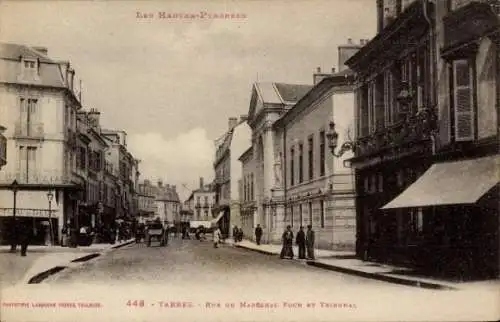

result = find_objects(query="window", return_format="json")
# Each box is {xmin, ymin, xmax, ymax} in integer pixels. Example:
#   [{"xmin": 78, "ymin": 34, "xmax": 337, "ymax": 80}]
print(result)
[
  {"xmin": 308, "ymin": 202, "xmax": 313, "ymax": 225},
  {"xmin": 308, "ymin": 136, "xmax": 314, "ymax": 180},
  {"xmin": 290, "ymin": 147, "xmax": 295, "ymax": 186},
  {"xmin": 384, "ymin": 70, "xmax": 395, "ymax": 125},
  {"xmin": 290, "ymin": 206, "xmax": 294, "ymax": 227},
  {"xmin": 320, "ymin": 200, "xmax": 325, "ymax": 228},
  {"xmin": 319, "ymin": 131, "xmax": 325, "ymax": 176},
  {"xmin": 299, "ymin": 204, "xmax": 303, "ymax": 227},
  {"xmin": 368, "ymin": 81, "xmax": 376, "ymax": 133},
  {"xmin": 375, "ymin": 74, "xmax": 385, "ymax": 130},
  {"xmin": 243, "ymin": 176, "xmax": 247, "ymax": 201},
  {"xmin": 196, "ymin": 209, "xmax": 200, "ymax": 218},
  {"xmin": 409, "ymin": 208, "xmax": 424, "ymax": 236},
  {"xmin": 359, "ymin": 85, "xmax": 369, "ymax": 137},
  {"xmin": 17, "ymin": 146, "xmax": 37, "ymax": 182},
  {"xmin": 250, "ymin": 173, "xmax": 254, "ymax": 200},
  {"xmin": 298, "ymin": 143, "xmax": 304, "ymax": 183},
  {"xmin": 19, "ymin": 98, "xmax": 38, "ymax": 136},
  {"xmin": 378, "ymin": 173, "xmax": 384, "ymax": 192},
  {"xmin": 23, "ymin": 59, "xmax": 37, "ymax": 78},
  {"xmin": 452, "ymin": 59, "xmax": 475, "ymax": 141},
  {"xmin": 196, "ymin": 196, "xmax": 200, "ymax": 205}
]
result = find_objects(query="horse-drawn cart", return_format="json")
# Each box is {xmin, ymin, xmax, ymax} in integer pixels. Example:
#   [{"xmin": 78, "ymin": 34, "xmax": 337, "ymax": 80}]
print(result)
[{"xmin": 145, "ymin": 222, "xmax": 167, "ymax": 247}]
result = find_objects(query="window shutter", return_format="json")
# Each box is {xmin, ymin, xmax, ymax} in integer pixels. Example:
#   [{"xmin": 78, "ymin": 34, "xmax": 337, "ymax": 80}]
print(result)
[{"xmin": 453, "ymin": 60, "xmax": 474, "ymax": 141}]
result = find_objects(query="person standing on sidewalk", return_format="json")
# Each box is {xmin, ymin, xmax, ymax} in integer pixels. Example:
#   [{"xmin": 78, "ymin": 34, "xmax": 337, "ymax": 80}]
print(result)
[
  {"xmin": 255, "ymin": 224, "xmax": 263, "ymax": 245},
  {"xmin": 296, "ymin": 226, "xmax": 306, "ymax": 259},
  {"xmin": 19, "ymin": 221, "xmax": 32, "ymax": 257},
  {"xmin": 306, "ymin": 225, "xmax": 315, "ymax": 260},
  {"xmin": 280, "ymin": 225, "xmax": 294, "ymax": 259}
]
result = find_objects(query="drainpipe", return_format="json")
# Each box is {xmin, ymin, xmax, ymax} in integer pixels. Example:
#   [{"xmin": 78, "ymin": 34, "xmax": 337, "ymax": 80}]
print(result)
[{"xmin": 423, "ymin": 0, "xmax": 438, "ymax": 156}]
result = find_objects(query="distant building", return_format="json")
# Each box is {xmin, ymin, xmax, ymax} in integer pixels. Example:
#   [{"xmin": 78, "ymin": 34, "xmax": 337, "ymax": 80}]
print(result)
[
  {"xmin": 185, "ymin": 177, "xmax": 216, "ymax": 221},
  {"xmin": 213, "ymin": 116, "xmax": 251, "ymax": 238},
  {"xmin": 137, "ymin": 179, "xmax": 157, "ymax": 223},
  {"xmin": 153, "ymin": 180, "xmax": 180, "ymax": 228}
]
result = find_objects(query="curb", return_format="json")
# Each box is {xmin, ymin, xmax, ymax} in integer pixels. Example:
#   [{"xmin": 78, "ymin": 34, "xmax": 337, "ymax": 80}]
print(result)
[
  {"xmin": 234, "ymin": 244, "xmax": 275, "ymax": 256},
  {"xmin": 26, "ymin": 240, "xmax": 135, "ymax": 284},
  {"xmin": 234, "ymin": 243, "xmax": 455, "ymax": 291},
  {"xmin": 111, "ymin": 239, "xmax": 135, "ymax": 249},
  {"xmin": 307, "ymin": 261, "xmax": 456, "ymax": 290}
]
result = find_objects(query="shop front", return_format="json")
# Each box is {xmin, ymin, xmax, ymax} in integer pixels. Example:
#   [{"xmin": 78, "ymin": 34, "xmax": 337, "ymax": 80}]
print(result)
[{"xmin": 381, "ymin": 155, "xmax": 499, "ymax": 279}]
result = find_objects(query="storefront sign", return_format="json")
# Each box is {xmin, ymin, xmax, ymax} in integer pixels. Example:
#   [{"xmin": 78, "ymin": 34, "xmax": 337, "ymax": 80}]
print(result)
[{"xmin": 0, "ymin": 208, "xmax": 55, "ymax": 218}]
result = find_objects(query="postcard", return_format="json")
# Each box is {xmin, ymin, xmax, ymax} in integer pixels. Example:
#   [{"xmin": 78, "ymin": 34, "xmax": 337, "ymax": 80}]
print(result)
[{"xmin": 0, "ymin": 0, "xmax": 499, "ymax": 321}]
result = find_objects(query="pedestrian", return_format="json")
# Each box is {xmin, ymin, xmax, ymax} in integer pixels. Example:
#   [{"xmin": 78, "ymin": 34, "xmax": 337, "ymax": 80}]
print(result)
[
  {"xmin": 238, "ymin": 227, "xmax": 244, "ymax": 242},
  {"xmin": 233, "ymin": 226, "xmax": 238, "ymax": 243},
  {"xmin": 255, "ymin": 224, "xmax": 263, "ymax": 245},
  {"xmin": 296, "ymin": 226, "xmax": 306, "ymax": 259},
  {"xmin": 280, "ymin": 225, "xmax": 294, "ymax": 259},
  {"xmin": 19, "ymin": 221, "xmax": 32, "ymax": 257},
  {"xmin": 306, "ymin": 225, "xmax": 315, "ymax": 260},
  {"xmin": 213, "ymin": 226, "xmax": 222, "ymax": 248}
]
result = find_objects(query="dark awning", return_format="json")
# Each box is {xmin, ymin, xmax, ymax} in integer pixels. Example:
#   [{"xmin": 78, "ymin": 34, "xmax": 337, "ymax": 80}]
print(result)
[{"xmin": 382, "ymin": 155, "xmax": 499, "ymax": 209}]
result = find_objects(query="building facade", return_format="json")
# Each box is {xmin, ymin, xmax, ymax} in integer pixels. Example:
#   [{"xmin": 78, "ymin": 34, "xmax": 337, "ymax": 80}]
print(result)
[
  {"xmin": 272, "ymin": 64, "xmax": 358, "ymax": 250},
  {"xmin": 213, "ymin": 116, "xmax": 251, "ymax": 237},
  {"xmin": 0, "ymin": 43, "xmax": 83, "ymax": 245},
  {"xmin": 186, "ymin": 177, "xmax": 216, "ymax": 221},
  {"xmin": 239, "ymin": 146, "xmax": 256, "ymax": 240},
  {"xmin": 137, "ymin": 179, "xmax": 157, "ymax": 223},
  {"xmin": 345, "ymin": 0, "xmax": 499, "ymax": 279},
  {"xmin": 153, "ymin": 180, "xmax": 180, "ymax": 228},
  {"xmin": 243, "ymin": 82, "xmax": 313, "ymax": 244}
]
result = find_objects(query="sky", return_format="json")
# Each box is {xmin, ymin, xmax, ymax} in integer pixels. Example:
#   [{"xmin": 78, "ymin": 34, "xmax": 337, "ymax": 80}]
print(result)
[{"xmin": 0, "ymin": 0, "xmax": 376, "ymax": 201}]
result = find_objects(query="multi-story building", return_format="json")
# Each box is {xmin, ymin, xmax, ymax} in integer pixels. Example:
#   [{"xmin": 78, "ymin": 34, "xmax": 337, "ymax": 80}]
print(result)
[
  {"xmin": 239, "ymin": 147, "xmax": 256, "ymax": 239},
  {"xmin": 137, "ymin": 179, "xmax": 156, "ymax": 223},
  {"xmin": 0, "ymin": 43, "xmax": 83, "ymax": 245},
  {"xmin": 153, "ymin": 180, "xmax": 180, "ymax": 228},
  {"xmin": 243, "ymin": 82, "xmax": 313, "ymax": 244},
  {"xmin": 101, "ymin": 129, "xmax": 136, "ymax": 221},
  {"xmin": 345, "ymin": 0, "xmax": 499, "ymax": 279},
  {"xmin": 74, "ymin": 109, "xmax": 108, "ymax": 231},
  {"xmin": 213, "ymin": 116, "xmax": 251, "ymax": 237},
  {"xmin": 0, "ymin": 125, "xmax": 6, "ymax": 170},
  {"xmin": 185, "ymin": 177, "xmax": 216, "ymax": 221},
  {"xmin": 271, "ymin": 58, "xmax": 359, "ymax": 249}
]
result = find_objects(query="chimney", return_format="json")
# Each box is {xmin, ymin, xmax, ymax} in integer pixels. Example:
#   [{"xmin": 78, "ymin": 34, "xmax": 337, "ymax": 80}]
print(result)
[
  {"xmin": 239, "ymin": 114, "xmax": 248, "ymax": 123},
  {"xmin": 199, "ymin": 177, "xmax": 204, "ymax": 189},
  {"xmin": 87, "ymin": 108, "xmax": 101, "ymax": 129},
  {"xmin": 338, "ymin": 39, "xmax": 363, "ymax": 72},
  {"xmin": 313, "ymin": 66, "xmax": 335, "ymax": 85},
  {"xmin": 228, "ymin": 117, "xmax": 238, "ymax": 130},
  {"xmin": 331, "ymin": 67, "xmax": 336, "ymax": 74},
  {"xmin": 68, "ymin": 68, "xmax": 75, "ymax": 91},
  {"xmin": 316, "ymin": 66, "xmax": 321, "ymax": 73},
  {"xmin": 158, "ymin": 179, "xmax": 163, "ymax": 188},
  {"xmin": 33, "ymin": 46, "xmax": 48, "ymax": 56}
]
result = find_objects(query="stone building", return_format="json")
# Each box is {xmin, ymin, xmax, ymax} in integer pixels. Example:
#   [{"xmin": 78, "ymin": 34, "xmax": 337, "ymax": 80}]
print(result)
[{"xmin": 345, "ymin": 0, "xmax": 499, "ymax": 279}]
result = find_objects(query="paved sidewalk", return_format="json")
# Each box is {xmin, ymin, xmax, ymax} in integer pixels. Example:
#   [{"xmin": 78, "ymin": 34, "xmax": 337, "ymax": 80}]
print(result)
[
  {"xmin": 231, "ymin": 239, "xmax": 500, "ymax": 291},
  {"xmin": 0, "ymin": 239, "xmax": 135, "ymax": 287}
]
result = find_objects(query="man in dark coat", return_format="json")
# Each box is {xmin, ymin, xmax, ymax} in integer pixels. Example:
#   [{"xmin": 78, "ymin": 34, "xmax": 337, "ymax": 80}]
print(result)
[
  {"xmin": 19, "ymin": 221, "xmax": 32, "ymax": 257},
  {"xmin": 255, "ymin": 224, "xmax": 263, "ymax": 245},
  {"xmin": 296, "ymin": 226, "xmax": 306, "ymax": 259},
  {"xmin": 280, "ymin": 225, "xmax": 294, "ymax": 259},
  {"xmin": 306, "ymin": 225, "xmax": 315, "ymax": 260}
]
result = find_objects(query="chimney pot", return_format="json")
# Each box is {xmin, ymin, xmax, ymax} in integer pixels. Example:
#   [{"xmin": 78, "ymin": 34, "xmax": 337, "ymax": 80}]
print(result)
[
  {"xmin": 331, "ymin": 67, "xmax": 336, "ymax": 73},
  {"xmin": 199, "ymin": 177, "xmax": 204, "ymax": 189},
  {"xmin": 316, "ymin": 67, "xmax": 321, "ymax": 73},
  {"xmin": 347, "ymin": 38, "xmax": 353, "ymax": 44},
  {"xmin": 228, "ymin": 117, "xmax": 238, "ymax": 130}
]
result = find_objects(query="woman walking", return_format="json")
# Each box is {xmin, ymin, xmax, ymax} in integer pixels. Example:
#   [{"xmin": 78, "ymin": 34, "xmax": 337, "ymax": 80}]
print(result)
[{"xmin": 213, "ymin": 226, "xmax": 222, "ymax": 248}]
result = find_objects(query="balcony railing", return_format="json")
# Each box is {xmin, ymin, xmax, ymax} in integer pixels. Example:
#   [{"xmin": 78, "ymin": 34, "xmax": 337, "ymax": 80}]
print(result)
[
  {"xmin": 451, "ymin": 0, "xmax": 500, "ymax": 14},
  {"xmin": 355, "ymin": 107, "xmax": 437, "ymax": 158},
  {"xmin": 14, "ymin": 122, "xmax": 44, "ymax": 140},
  {"xmin": 0, "ymin": 170, "xmax": 73, "ymax": 185}
]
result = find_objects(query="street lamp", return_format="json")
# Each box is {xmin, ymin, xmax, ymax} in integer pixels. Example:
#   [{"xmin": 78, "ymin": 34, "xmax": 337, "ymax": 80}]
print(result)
[
  {"xmin": 47, "ymin": 190, "xmax": 54, "ymax": 246},
  {"xmin": 325, "ymin": 121, "xmax": 356, "ymax": 158},
  {"xmin": 9, "ymin": 179, "xmax": 19, "ymax": 253}
]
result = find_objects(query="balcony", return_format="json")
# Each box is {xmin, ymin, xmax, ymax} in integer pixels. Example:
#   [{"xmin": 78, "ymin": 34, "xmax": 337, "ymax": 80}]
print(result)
[
  {"xmin": 14, "ymin": 122, "xmax": 44, "ymax": 140},
  {"xmin": 354, "ymin": 107, "xmax": 437, "ymax": 159},
  {"xmin": 0, "ymin": 170, "xmax": 73, "ymax": 185},
  {"xmin": 443, "ymin": 1, "xmax": 500, "ymax": 56}
]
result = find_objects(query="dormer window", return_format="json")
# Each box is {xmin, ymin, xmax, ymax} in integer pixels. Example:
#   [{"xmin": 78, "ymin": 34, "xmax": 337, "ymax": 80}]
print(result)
[{"xmin": 22, "ymin": 58, "xmax": 39, "ymax": 79}]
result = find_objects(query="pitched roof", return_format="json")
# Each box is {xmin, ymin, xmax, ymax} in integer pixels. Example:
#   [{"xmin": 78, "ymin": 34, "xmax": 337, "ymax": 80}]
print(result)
[
  {"xmin": 0, "ymin": 43, "xmax": 54, "ymax": 63},
  {"xmin": 253, "ymin": 82, "xmax": 313, "ymax": 105},
  {"xmin": 0, "ymin": 43, "xmax": 66, "ymax": 88}
]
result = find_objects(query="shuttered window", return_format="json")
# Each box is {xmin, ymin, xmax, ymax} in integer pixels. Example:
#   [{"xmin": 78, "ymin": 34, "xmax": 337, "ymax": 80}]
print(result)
[{"xmin": 453, "ymin": 60, "xmax": 475, "ymax": 141}]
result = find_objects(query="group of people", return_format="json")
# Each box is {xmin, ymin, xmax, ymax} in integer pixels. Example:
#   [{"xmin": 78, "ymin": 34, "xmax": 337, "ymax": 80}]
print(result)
[
  {"xmin": 232, "ymin": 226, "xmax": 244, "ymax": 243},
  {"xmin": 280, "ymin": 225, "xmax": 315, "ymax": 260}
]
